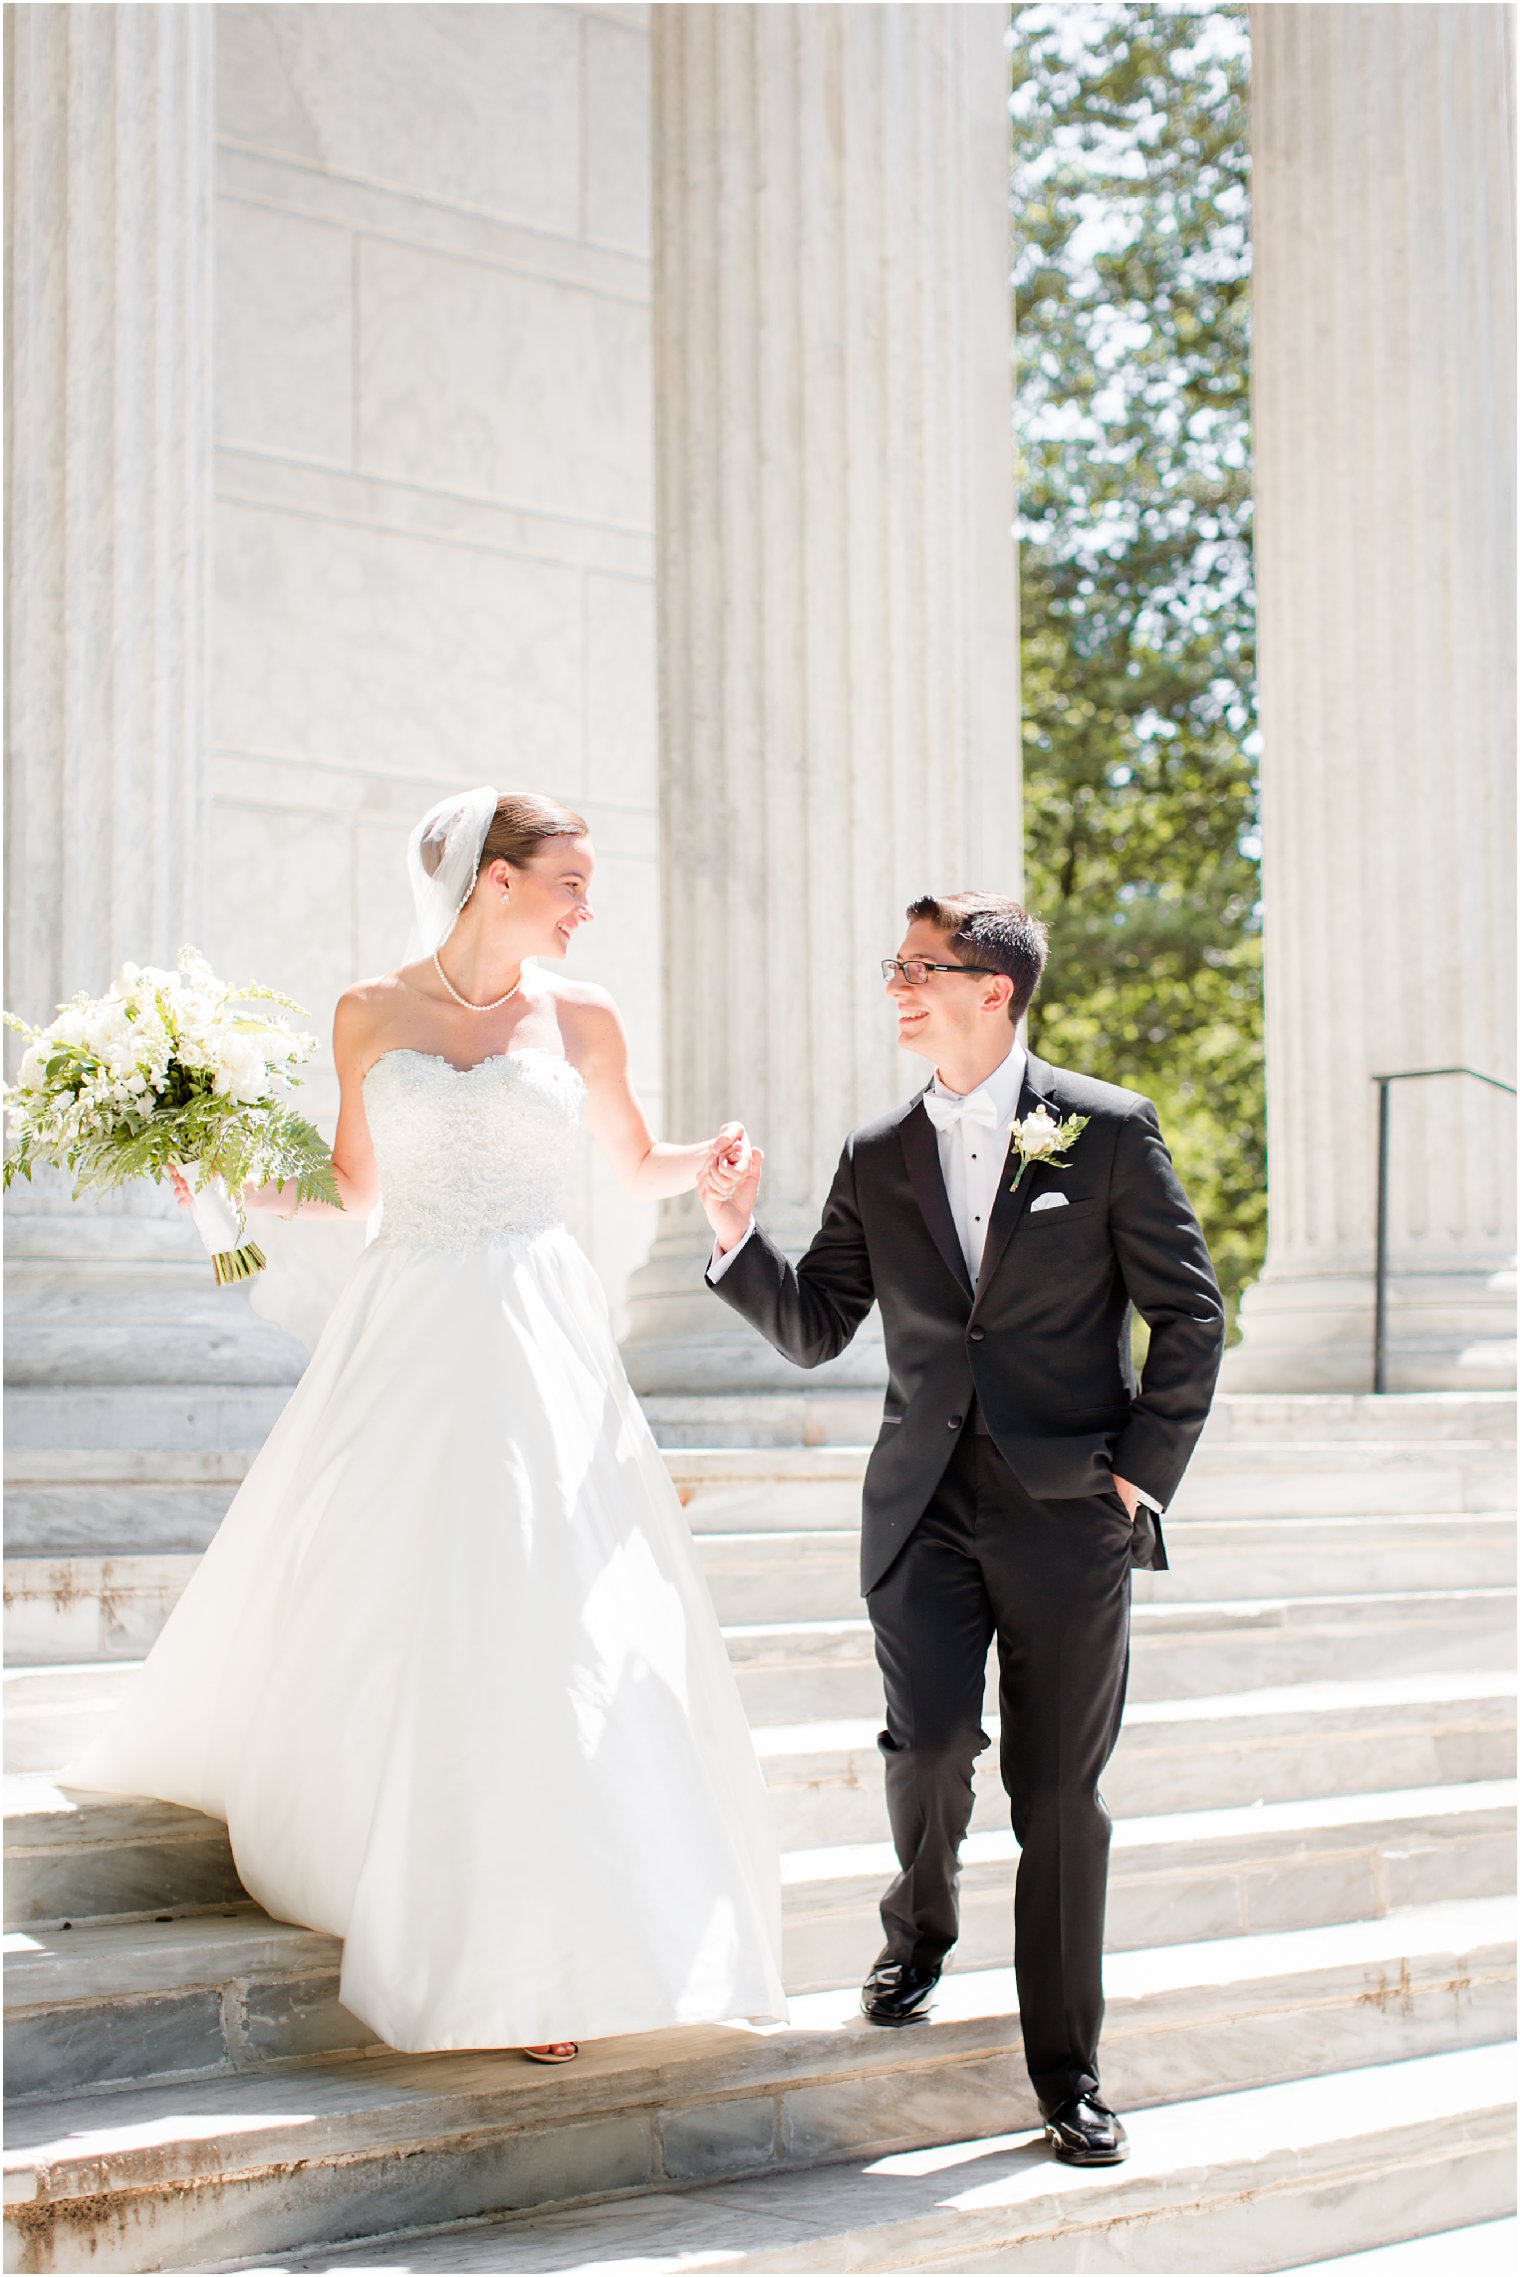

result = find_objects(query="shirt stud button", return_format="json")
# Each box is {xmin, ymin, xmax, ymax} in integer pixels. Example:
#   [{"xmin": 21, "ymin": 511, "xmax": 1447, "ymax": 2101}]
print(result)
[{"xmin": 948, "ymin": 1414, "xmax": 963, "ymax": 1430}]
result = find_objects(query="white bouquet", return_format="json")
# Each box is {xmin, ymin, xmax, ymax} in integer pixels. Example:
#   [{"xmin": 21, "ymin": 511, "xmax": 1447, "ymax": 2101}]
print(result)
[{"xmin": 3, "ymin": 947, "xmax": 340, "ymax": 1284}]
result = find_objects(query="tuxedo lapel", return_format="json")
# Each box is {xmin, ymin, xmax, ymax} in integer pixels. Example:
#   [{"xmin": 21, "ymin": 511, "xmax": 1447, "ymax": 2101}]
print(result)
[
  {"xmin": 898, "ymin": 1097, "xmax": 974, "ymax": 1301},
  {"xmin": 971, "ymin": 1053, "xmax": 1059, "ymax": 1306}
]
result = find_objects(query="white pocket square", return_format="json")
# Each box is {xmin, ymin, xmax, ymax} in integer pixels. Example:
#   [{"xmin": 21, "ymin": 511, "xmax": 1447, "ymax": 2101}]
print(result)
[{"xmin": 1029, "ymin": 1191, "xmax": 1069, "ymax": 1213}]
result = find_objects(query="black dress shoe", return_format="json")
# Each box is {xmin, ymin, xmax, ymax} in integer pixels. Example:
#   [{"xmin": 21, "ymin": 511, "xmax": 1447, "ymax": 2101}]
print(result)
[
  {"xmin": 860, "ymin": 1960, "xmax": 940, "ymax": 2026},
  {"xmin": 1042, "ymin": 2093, "xmax": 1129, "ymax": 2165}
]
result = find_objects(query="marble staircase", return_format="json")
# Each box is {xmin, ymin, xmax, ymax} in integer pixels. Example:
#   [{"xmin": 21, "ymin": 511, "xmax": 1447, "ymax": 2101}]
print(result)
[
  {"xmin": 217, "ymin": 2048, "xmax": 1520, "ymax": 2274},
  {"xmin": 3, "ymin": 1393, "xmax": 1515, "ymax": 2272}
]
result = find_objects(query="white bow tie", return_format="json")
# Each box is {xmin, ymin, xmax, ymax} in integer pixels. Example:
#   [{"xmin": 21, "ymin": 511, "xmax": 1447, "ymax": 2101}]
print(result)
[{"xmin": 922, "ymin": 1087, "xmax": 1002, "ymax": 1133}]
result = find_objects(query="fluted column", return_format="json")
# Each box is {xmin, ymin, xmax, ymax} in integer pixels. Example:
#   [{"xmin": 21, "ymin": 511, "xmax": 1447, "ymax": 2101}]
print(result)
[
  {"xmin": 5, "ymin": 1, "xmax": 212, "ymax": 1016},
  {"xmin": 623, "ymin": 1, "xmax": 1020, "ymax": 1398},
  {"xmin": 1228, "ymin": 3, "xmax": 1516, "ymax": 1390},
  {"xmin": 4, "ymin": 4, "xmax": 303, "ymax": 1457}
]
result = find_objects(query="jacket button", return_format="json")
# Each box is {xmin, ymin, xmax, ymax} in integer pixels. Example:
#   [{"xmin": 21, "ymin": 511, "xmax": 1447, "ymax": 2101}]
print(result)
[
  {"xmin": 969, "ymin": 1328, "xmax": 986, "ymax": 1342},
  {"xmin": 948, "ymin": 1414, "xmax": 963, "ymax": 1430}
]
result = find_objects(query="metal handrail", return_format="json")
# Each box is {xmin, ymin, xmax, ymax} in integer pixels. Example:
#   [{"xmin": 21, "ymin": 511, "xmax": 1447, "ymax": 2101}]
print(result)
[{"xmin": 1372, "ymin": 1066, "xmax": 1518, "ymax": 1393}]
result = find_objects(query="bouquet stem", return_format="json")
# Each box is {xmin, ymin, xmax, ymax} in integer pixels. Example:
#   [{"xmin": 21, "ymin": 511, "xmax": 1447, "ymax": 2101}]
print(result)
[{"xmin": 184, "ymin": 1172, "xmax": 267, "ymax": 1287}]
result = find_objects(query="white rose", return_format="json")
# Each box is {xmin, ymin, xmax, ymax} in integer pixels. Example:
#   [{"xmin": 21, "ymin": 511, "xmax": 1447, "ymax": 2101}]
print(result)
[
  {"xmin": 93, "ymin": 1010, "xmax": 139, "ymax": 1062},
  {"xmin": 212, "ymin": 1036, "xmax": 270, "ymax": 1104},
  {"xmin": 1015, "ymin": 1107, "xmax": 1063, "ymax": 1157}
]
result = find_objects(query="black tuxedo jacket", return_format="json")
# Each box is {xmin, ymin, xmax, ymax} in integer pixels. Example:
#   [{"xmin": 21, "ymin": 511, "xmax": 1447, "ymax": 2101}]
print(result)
[{"xmin": 707, "ymin": 1052, "xmax": 1227, "ymax": 1595}]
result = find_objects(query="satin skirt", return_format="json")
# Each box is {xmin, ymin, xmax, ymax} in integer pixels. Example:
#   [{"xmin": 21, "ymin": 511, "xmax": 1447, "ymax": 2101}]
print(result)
[{"xmin": 68, "ymin": 1225, "xmax": 788, "ymax": 2052}]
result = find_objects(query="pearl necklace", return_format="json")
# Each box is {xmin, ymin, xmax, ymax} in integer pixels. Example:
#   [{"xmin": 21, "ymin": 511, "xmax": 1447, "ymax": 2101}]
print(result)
[{"xmin": 432, "ymin": 948, "xmax": 522, "ymax": 1014}]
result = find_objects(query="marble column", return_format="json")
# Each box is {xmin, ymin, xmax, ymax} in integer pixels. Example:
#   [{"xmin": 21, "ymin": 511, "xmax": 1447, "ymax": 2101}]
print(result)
[
  {"xmin": 623, "ymin": 2, "xmax": 1020, "ymax": 1402},
  {"xmin": 1227, "ymin": 2, "xmax": 1516, "ymax": 1391},
  {"xmin": 4, "ymin": 3, "xmax": 303, "ymax": 1464}
]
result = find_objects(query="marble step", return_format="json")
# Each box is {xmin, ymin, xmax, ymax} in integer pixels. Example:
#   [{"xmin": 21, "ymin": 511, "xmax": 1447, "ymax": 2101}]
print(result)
[
  {"xmin": 215, "ymin": 2043, "xmax": 1520, "ymax": 2274},
  {"xmin": 5, "ymin": 1657, "xmax": 1510, "ymax": 1903},
  {"xmin": 759, "ymin": 1670, "xmax": 1520, "ymax": 1846},
  {"xmin": 1189, "ymin": 1392, "xmax": 1516, "ymax": 1447},
  {"xmin": 646, "ymin": 1389, "xmax": 1516, "ymax": 1456},
  {"xmin": 1284, "ymin": 2215, "xmax": 1518, "ymax": 2275},
  {"xmin": 6, "ymin": 1783, "xmax": 1513, "ymax": 2101},
  {"xmin": 10, "ymin": 1513, "xmax": 1514, "ymax": 1662},
  {"xmin": 20, "ymin": 1703, "xmax": 1510, "ymax": 1949},
  {"xmin": 4, "ymin": 1900, "xmax": 1513, "ymax": 2274},
  {"xmin": 780, "ymin": 1780, "xmax": 1517, "ymax": 1993},
  {"xmin": 2, "ymin": 1387, "xmax": 293, "ymax": 1458},
  {"xmin": 699, "ymin": 1514, "xmax": 1516, "ymax": 1620},
  {"xmin": 670, "ymin": 1437, "xmax": 1517, "ymax": 1525},
  {"xmin": 6, "ymin": 1585, "xmax": 1514, "ymax": 1772},
  {"xmin": 7, "ymin": 1398, "xmax": 1514, "ymax": 1566},
  {"xmin": 4, "ymin": 1909, "xmax": 368, "ymax": 2103},
  {"xmin": 5, "ymin": 1779, "xmax": 248, "ymax": 1935},
  {"xmin": 4, "ymin": 1451, "xmax": 251, "ymax": 1558},
  {"xmin": 725, "ymin": 1587, "xmax": 1517, "ymax": 1724},
  {"xmin": 8, "ymin": 1672, "xmax": 1515, "ymax": 1929},
  {"xmin": 8, "ymin": 1665, "xmax": 1516, "ymax": 1928},
  {"xmin": 6, "ymin": 1553, "xmax": 201, "ymax": 1665}
]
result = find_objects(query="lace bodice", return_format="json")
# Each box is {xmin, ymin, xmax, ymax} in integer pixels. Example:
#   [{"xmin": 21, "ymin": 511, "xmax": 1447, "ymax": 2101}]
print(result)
[{"xmin": 362, "ymin": 1048, "xmax": 585, "ymax": 1248}]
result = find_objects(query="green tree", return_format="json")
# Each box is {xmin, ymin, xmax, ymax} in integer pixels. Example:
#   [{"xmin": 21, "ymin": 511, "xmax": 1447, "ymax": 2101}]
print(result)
[{"xmin": 1010, "ymin": 2, "xmax": 1263, "ymax": 1329}]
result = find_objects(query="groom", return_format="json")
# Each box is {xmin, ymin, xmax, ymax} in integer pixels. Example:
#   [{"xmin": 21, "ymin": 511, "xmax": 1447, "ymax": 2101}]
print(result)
[{"xmin": 699, "ymin": 892, "xmax": 1225, "ymax": 2164}]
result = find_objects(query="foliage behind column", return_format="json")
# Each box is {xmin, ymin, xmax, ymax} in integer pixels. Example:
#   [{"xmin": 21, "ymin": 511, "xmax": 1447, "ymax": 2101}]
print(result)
[{"xmin": 1010, "ymin": 3, "xmax": 1262, "ymax": 1331}]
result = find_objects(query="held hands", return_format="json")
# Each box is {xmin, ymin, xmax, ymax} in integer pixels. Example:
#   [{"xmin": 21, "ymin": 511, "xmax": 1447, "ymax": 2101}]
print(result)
[{"xmin": 698, "ymin": 1122, "xmax": 763, "ymax": 1253}]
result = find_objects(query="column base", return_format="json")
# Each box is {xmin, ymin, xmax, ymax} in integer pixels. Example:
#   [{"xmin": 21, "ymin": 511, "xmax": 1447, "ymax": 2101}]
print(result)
[{"xmin": 1223, "ymin": 1266, "xmax": 1518, "ymax": 1394}]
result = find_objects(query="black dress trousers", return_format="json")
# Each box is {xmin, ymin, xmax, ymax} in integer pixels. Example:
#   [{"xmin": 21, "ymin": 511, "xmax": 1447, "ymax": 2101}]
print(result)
[{"xmin": 865, "ymin": 1422, "xmax": 1134, "ymax": 2111}]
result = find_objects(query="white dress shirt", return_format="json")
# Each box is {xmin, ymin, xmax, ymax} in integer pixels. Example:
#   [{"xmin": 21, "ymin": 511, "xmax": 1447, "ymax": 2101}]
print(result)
[{"xmin": 927, "ymin": 1042, "xmax": 1026, "ymax": 1284}]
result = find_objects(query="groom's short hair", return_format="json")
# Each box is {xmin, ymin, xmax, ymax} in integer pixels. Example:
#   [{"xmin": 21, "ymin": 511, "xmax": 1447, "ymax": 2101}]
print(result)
[{"xmin": 907, "ymin": 893, "xmax": 1049, "ymax": 1025}]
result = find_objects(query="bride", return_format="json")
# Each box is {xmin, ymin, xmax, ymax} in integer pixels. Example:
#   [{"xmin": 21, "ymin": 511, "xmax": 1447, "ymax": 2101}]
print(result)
[{"xmin": 67, "ymin": 786, "xmax": 788, "ymax": 2060}]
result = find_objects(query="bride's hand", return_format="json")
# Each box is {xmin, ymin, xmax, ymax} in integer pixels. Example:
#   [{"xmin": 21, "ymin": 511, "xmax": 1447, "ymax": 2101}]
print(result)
[
  {"xmin": 698, "ymin": 1126, "xmax": 763, "ymax": 1250},
  {"xmin": 705, "ymin": 1121, "xmax": 751, "ymax": 1203},
  {"xmin": 172, "ymin": 1164, "xmax": 284, "ymax": 1217}
]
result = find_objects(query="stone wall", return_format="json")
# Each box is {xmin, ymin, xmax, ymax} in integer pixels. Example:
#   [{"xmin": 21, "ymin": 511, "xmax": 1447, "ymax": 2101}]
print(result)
[{"xmin": 206, "ymin": 3, "xmax": 660, "ymax": 1346}]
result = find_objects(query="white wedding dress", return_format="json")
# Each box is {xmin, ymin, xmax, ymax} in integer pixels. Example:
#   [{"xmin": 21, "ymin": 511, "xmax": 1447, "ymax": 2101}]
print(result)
[{"xmin": 69, "ymin": 1046, "xmax": 788, "ymax": 2052}]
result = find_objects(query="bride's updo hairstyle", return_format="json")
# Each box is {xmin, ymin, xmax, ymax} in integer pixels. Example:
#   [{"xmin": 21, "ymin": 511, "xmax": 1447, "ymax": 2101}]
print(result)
[
  {"xmin": 407, "ymin": 787, "xmax": 590, "ymax": 955},
  {"xmin": 476, "ymin": 793, "xmax": 589, "ymax": 876}
]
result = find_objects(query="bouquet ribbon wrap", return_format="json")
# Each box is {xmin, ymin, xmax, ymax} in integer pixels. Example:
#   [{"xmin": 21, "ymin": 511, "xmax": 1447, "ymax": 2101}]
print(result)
[{"xmin": 186, "ymin": 1173, "xmax": 267, "ymax": 1287}]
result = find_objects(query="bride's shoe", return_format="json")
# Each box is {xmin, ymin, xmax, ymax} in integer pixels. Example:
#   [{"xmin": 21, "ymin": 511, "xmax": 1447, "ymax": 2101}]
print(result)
[{"xmin": 523, "ymin": 2041, "xmax": 579, "ymax": 2063}]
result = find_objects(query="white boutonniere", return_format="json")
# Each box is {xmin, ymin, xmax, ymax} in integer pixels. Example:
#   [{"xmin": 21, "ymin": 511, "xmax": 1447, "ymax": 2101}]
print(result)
[{"xmin": 1008, "ymin": 1104, "xmax": 1090, "ymax": 1194}]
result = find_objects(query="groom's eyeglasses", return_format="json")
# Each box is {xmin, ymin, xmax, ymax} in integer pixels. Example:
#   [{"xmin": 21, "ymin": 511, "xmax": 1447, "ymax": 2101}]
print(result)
[{"xmin": 881, "ymin": 959, "xmax": 1003, "ymax": 986}]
